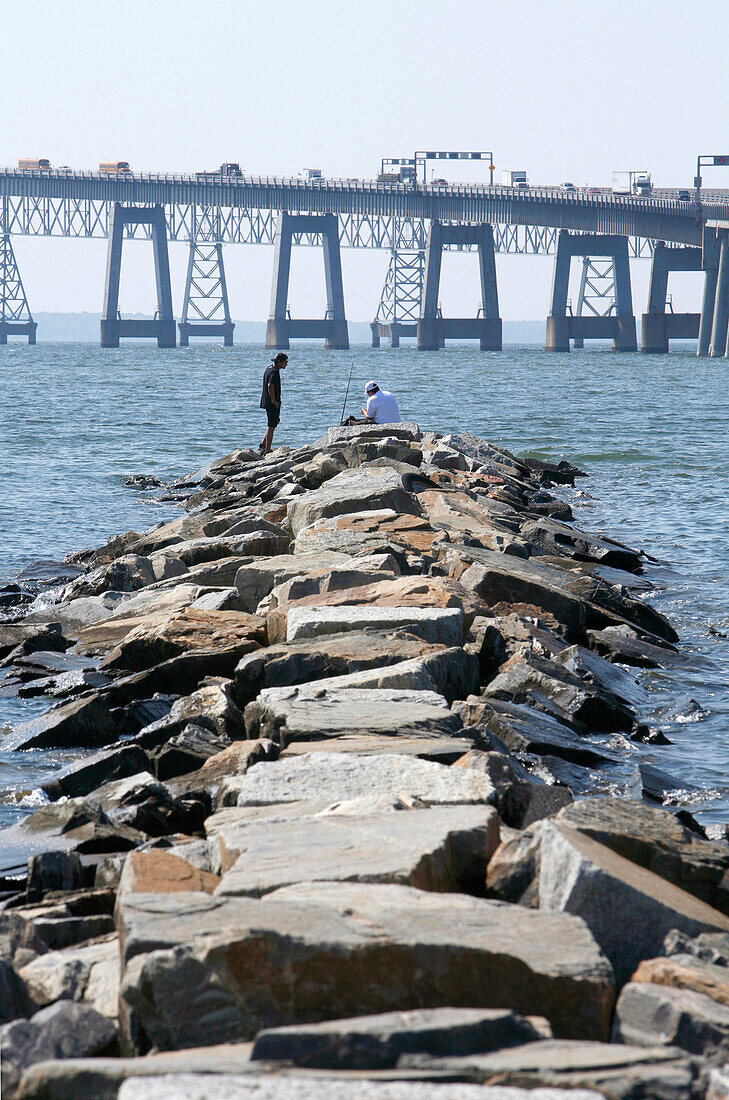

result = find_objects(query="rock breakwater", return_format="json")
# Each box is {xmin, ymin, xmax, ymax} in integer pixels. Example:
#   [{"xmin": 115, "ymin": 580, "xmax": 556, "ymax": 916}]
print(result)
[{"xmin": 0, "ymin": 422, "xmax": 727, "ymax": 1098}]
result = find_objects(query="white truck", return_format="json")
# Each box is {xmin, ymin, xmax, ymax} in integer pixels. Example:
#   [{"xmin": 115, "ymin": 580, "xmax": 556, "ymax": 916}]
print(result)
[{"xmin": 502, "ymin": 170, "xmax": 528, "ymax": 187}]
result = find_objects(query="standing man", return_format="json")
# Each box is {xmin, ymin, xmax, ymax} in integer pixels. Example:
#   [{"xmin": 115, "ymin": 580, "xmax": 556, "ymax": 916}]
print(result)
[
  {"xmin": 259, "ymin": 352, "xmax": 288, "ymax": 454},
  {"xmin": 361, "ymin": 380, "xmax": 401, "ymax": 424}
]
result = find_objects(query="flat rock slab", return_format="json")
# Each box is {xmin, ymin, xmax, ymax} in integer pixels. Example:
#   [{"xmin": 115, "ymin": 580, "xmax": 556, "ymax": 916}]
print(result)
[
  {"xmin": 233, "ymin": 631, "xmax": 446, "ymax": 707},
  {"xmin": 218, "ymin": 752, "xmax": 497, "ymax": 808},
  {"xmin": 250, "ymin": 1006, "xmax": 543, "ymax": 1069},
  {"xmin": 116, "ymin": 1080, "xmax": 604, "ymax": 1100},
  {"xmin": 539, "ymin": 821, "xmax": 729, "ymax": 987},
  {"xmin": 283, "ymin": 606, "xmax": 463, "ymax": 647},
  {"xmin": 313, "ymin": 423, "xmax": 422, "ymax": 448},
  {"xmin": 6, "ymin": 692, "xmax": 117, "ymax": 751},
  {"xmin": 280, "ymin": 735, "xmax": 479, "ymax": 764},
  {"xmin": 212, "ymin": 805, "xmax": 500, "ymax": 896},
  {"xmin": 100, "ymin": 608, "xmax": 266, "ymax": 673},
  {"xmin": 408, "ymin": 1038, "xmax": 697, "ymax": 1097},
  {"xmin": 614, "ymin": 980, "xmax": 729, "ymax": 1060},
  {"xmin": 73, "ymin": 585, "xmax": 206, "ymax": 652},
  {"xmin": 117, "ymin": 883, "xmax": 613, "ymax": 1051},
  {"xmin": 293, "ymin": 510, "xmax": 447, "ymax": 559},
  {"xmin": 244, "ymin": 684, "xmax": 463, "ymax": 746}
]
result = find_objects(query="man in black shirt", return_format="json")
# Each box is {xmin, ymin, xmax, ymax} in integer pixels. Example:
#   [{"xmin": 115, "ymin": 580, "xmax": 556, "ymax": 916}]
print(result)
[{"xmin": 259, "ymin": 353, "xmax": 287, "ymax": 454}]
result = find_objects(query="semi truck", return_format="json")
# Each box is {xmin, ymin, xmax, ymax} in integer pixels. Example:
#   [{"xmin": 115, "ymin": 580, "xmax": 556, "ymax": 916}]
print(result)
[{"xmin": 502, "ymin": 170, "xmax": 528, "ymax": 187}]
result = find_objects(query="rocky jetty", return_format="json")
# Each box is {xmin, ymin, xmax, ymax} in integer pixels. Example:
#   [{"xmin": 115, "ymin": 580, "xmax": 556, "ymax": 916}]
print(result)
[{"xmin": 0, "ymin": 422, "xmax": 727, "ymax": 1098}]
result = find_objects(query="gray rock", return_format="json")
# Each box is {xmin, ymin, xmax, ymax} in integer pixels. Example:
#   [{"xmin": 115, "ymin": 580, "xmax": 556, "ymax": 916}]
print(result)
[
  {"xmin": 41, "ymin": 745, "xmax": 152, "ymax": 801},
  {"xmin": 135, "ymin": 680, "xmax": 245, "ymax": 747},
  {"xmin": 287, "ymin": 468, "xmax": 420, "ymax": 538},
  {"xmin": 519, "ymin": 516, "xmax": 643, "ymax": 573},
  {"xmin": 212, "ymin": 804, "xmax": 500, "ymax": 896},
  {"xmin": 404, "ymin": 1038, "xmax": 698, "ymax": 1098},
  {"xmin": 614, "ymin": 980, "xmax": 729, "ymax": 1063},
  {"xmin": 486, "ymin": 822, "xmax": 547, "ymax": 905},
  {"xmin": 552, "ymin": 644, "xmax": 648, "ymax": 709},
  {"xmin": 19, "ymin": 934, "xmax": 120, "ymax": 1019},
  {"xmin": 191, "ymin": 587, "xmax": 247, "ymax": 612},
  {"xmin": 117, "ymin": 883, "xmax": 613, "ymax": 1051},
  {"xmin": 243, "ymin": 686, "xmax": 462, "ymax": 747},
  {"xmin": 554, "ymin": 798, "xmax": 729, "ymax": 914},
  {"xmin": 151, "ymin": 725, "xmax": 230, "ymax": 781},
  {"xmin": 313, "ymin": 422, "xmax": 422, "ymax": 449},
  {"xmin": 235, "ymin": 552, "xmax": 354, "ymax": 612},
  {"xmin": 284, "ymin": 605, "xmax": 463, "ymax": 646},
  {"xmin": 250, "ymin": 1006, "xmax": 544, "ymax": 1068},
  {"xmin": 0, "ymin": 912, "xmax": 48, "ymax": 968},
  {"xmin": 118, "ymin": 1081, "xmax": 605, "ymax": 1100},
  {"xmin": 586, "ymin": 624, "xmax": 685, "ymax": 669},
  {"xmin": 218, "ymin": 752, "xmax": 497, "ymax": 809},
  {"xmin": 233, "ymin": 630, "xmax": 446, "ymax": 707},
  {"xmin": 32, "ymin": 915, "xmax": 115, "ymax": 952},
  {"xmin": 280, "ymin": 734, "xmax": 480, "ymax": 765},
  {"xmin": 268, "ymin": 566, "xmax": 398, "ymax": 609},
  {"xmin": 539, "ymin": 821, "xmax": 729, "ymax": 986},
  {"xmin": 1, "ymin": 1000, "xmax": 116, "ymax": 1094}
]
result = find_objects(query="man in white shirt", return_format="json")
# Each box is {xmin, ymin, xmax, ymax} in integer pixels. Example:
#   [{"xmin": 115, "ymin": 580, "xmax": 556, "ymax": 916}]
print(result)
[{"xmin": 361, "ymin": 380, "xmax": 401, "ymax": 424}]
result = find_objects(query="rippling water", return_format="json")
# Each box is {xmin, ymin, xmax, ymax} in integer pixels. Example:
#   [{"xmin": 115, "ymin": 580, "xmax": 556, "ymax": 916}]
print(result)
[{"xmin": 1, "ymin": 341, "xmax": 728, "ymax": 826}]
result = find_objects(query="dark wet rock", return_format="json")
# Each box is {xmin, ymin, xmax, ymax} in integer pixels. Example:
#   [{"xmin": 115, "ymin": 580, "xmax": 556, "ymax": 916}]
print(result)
[
  {"xmin": 250, "ymin": 1007, "xmax": 544, "ymax": 1068},
  {"xmin": 0, "ymin": 912, "xmax": 49, "ymax": 968},
  {"xmin": 484, "ymin": 652, "xmax": 638, "ymax": 733},
  {"xmin": 94, "ymin": 773, "xmax": 208, "ymax": 839},
  {"xmin": 521, "ymin": 455, "xmax": 588, "ymax": 485},
  {"xmin": 117, "ymin": 882, "xmax": 614, "ymax": 1051},
  {"xmin": 41, "ymin": 745, "xmax": 153, "ymax": 802},
  {"xmin": 150, "ymin": 725, "xmax": 230, "ymax": 781},
  {"xmin": 664, "ymin": 930, "xmax": 729, "ymax": 966},
  {"xmin": 539, "ymin": 820, "xmax": 729, "ymax": 986},
  {"xmin": 639, "ymin": 761, "xmax": 695, "ymax": 804},
  {"xmin": 130, "ymin": 680, "xmax": 245, "ymax": 750},
  {"xmin": 6, "ymin": 693, "xmax": 117, "ymax": 751},
  {"xmin": 553, "ymin": 798, "xmax": 729, "ymax": 914},
  {"xmin": 454, "ymin": 749, "xmax": 572, "ymax": 830},
  {"xmin": 586, "ymin": 624, "xmax": 684, "ymax": 668},
  {"xmin": 0, "ymin": 1000, "xmax": 117, "ymax": 1095},
  {"xmin": 31, "ymin": 914, "xmax": 115, "ymax": 951},
  {"xmin": 552, "ymin": 644, "xmax": 648, "ymax": 710},
  {"xmin": 0, "ymin": 958, "xmax": 31, "ymax": 1023},
  {"xmin": 453, "ymin": 697, "xmax": 621, "ymax": 769},
  {"xmin": 26, "ymin": 852, "xmax": 85, "ymax": 902},
  {"xmin": 519, "ymin": 516, "xmax": 643, "ymax": 573},
  {"xmin": 0, "ymin": 623, "xmax": 68, "ymax": 664},
  {"xmin": 17, "ymin": 668, "xmax": 110, "ymax": 700}
]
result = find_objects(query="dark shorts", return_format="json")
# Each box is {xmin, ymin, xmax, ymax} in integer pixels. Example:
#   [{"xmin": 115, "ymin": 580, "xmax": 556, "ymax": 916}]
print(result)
[{"xmin": 265, "ymin": 405, "xmax": 280, "ymax": 429}]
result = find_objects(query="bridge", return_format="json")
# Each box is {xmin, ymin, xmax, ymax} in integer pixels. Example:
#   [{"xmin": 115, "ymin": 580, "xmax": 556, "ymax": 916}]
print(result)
[{"xmin": 2, "ymin": 166, "xmax": 729, "ymax": 355}]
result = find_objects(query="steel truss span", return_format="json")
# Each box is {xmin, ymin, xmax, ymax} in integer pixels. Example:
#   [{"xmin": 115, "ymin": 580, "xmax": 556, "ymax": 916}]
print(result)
[
  {"xmin": 0, "ymin": 196, "xmax": 657, "ymax": 257},
  {"xmin": 2, "ymin": 168, "xmax": 728, "ymax": 245}
]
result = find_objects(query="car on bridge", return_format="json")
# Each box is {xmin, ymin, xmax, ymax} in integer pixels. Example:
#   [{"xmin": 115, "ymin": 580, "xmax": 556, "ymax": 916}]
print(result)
[
  {"xmin": 560, "ymin": 181, "xmax": 576, "ymax": 191},
  {"xmin": 677, "ymin": 189, "xmax": 692, "ymax": 201}
]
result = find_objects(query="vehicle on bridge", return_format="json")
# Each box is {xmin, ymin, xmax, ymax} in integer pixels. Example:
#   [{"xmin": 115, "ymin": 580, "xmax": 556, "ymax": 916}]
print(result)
[
  {"xmin": 99, "ymin": 161, "xmax": 131, "ymax": 174},
  {"xmin": 502, "ymin": 170, "xmax": 528, "ymax": 187},
  {"xmin": 560, "ymin": 181, "xmax": 576, "ymax": 191},
  {"xmin": 678, "ymin": 189, "xmax": 692, "ymax": 202},
  {"xmin": 18, "ymin": 157, "xmax": 51, "ymax": 171}
]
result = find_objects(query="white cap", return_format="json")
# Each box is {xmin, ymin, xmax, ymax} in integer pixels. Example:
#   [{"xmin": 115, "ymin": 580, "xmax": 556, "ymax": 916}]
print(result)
[{"xmin": 365, "ymin": 380, "xmax": 378, "ymax": 394}]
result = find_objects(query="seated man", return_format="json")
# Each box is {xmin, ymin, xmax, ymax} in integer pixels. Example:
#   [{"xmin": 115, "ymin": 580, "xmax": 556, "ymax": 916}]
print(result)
[{"xmin": 361, "ymin": 380, "xmax": 401, "ymax": 424}]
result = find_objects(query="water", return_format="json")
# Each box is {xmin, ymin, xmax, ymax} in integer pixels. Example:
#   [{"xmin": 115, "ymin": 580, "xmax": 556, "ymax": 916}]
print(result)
[{"xmin": 1, "ymin": 341, "xmax": 728, "ymax": 826}]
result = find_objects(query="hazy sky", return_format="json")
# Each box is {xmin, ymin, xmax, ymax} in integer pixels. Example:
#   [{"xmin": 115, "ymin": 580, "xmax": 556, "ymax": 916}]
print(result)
[{"xmin": 3, "ymin": 0, "xmax": 727, "ymax": 322}]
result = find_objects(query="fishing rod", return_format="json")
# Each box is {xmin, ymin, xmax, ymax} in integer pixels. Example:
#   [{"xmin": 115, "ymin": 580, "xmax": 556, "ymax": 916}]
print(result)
[{"xmin": 339, "ymin": 350, "xmax": 357, "ymax": 425}]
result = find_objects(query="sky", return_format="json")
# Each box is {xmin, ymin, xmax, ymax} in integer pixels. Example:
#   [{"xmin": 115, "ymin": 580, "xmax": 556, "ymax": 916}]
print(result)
[{"xmin": 2, "ymin": 0, "xmax": 728, "ymax": 322}]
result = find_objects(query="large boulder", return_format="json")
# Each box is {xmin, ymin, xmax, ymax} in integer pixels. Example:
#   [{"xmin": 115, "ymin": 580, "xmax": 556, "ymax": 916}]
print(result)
[
  {"xmin": 243, "ymin": 686, "xmax": 462, "ymax": 747},
  {"xmin": 218, "ymin": 752, "xmax": 497, "ymax": 809},
  {"xmin": 99, "ymin": 609, "xmax": 266, "ymax": 673},
  {"xmin": 19, "ymin": 934, "xmax": 120, "ymax": 1019},
  {"xmin": 6, "ymin": 693, "xmax": 118, "ymax": 751},
  {"xmin": 614, "ymin": 980, "xmax": 729, "ymax": 1063},
  {"xmin": 293, "ymin": 509, "xmax": 447, "ymax": 560},
  {"xmin": 539, "ymin": 821, "xmax": 729, "ymax": 986},
  {"xmin": 74, "ymin": 585, "xmax": 208, "ymax": 653},
  {"xmin": 233, "ymin": 630, "xmax": 446, "ymax": 707},
  {"xmin": 287, "ymin": 468, "xmax": 421, "ymax": 537},
  {"xmin": 212, "ymin": 804, "xmax": 500, "ymax": 896},
  {"xmin": 117, "ymin": 883, "xmax": 614, "ymax": 1051},
  {"xmin": 234, "ymin": 553, "xmax": 353, "ymax": 612}
]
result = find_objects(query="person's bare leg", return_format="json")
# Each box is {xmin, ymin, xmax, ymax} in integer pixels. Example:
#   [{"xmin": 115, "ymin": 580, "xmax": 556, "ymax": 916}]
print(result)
[{"xmin": 263, "ymin": 425, "xmax": 275, "ymax": 454}]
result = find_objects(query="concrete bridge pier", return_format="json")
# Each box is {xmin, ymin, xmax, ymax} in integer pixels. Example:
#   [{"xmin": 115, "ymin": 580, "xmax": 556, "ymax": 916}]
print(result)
[
  {"xmin": 100, "ymin": 205, "xmax": 176, "ymax": 348},
  {"xmin": 417, "ymin": 221, "xmax": 502, "ymax": 351},
  {"xmin": 265, "ymin": 213, "xmax": 349, "ymax": 350},
  {"xmin": 697, "ymin": 231, "xmax": 720, "ymax": 357},
  {"xmin": 545, "ymin": 231, "xmax": 637, "ymax": 351},
  {"xmin": 641, "ymin": 243, "xmax": 702, "ymax": 352},
  {"xmin": 706, "ymin": 229, "xmax": 729, "ymax": 358}
]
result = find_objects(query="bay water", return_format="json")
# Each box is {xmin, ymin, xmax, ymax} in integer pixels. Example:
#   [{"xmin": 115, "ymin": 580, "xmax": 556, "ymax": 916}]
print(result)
[{"xmin": 1, "ymin": 341, "xmax": 728, "ymax": 827}]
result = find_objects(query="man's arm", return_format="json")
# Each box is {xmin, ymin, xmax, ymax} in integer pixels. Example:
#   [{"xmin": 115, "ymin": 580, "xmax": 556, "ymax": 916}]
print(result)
[
  {"xmin": 268, "ymin": 381, "xmax": 280, "ymax": 408},
  {"xmin": 361, "ymin": 395, "xmax": 375, "ymax": 420}
]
